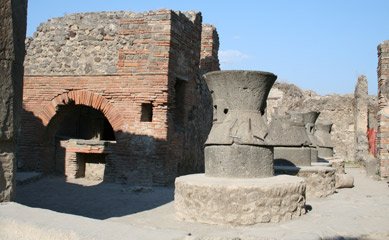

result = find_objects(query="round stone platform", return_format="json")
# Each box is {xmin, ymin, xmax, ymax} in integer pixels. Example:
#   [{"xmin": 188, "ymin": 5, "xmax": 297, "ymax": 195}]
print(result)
[
  {"xmin": 174, "ymin": 174, "xmax": 306, "ymax": 225},
  {"xmin": 275, "ymin": 165, "xmax": 336, "ymax": 199}
]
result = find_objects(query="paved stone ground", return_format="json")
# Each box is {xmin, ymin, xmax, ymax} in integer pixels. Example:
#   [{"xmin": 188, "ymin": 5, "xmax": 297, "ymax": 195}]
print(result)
[{"xmin": 0, "ymin": 167, "xmax": 388, "ymax": 239}]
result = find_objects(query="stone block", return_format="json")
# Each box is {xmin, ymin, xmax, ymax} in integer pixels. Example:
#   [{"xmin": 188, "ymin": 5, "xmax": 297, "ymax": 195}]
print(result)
[
  {"xmin": 275, "ymin": 165, "xmax": 336, "ymax": 199},
  {"xmin": 0, "ymin": 151, "xmax": 15, "ymax": 202},
  {"xmin": 205, "ymin": 145, "xmax": 273, "ymax": 178},
  {"xmin": 175, "ymin": 174, "xmax": 306, "ymax": 225},
  {"xmin": 335, "ymin": 173, "xmax": 354, "ymax": 188},
  {"xmin": 274, "ymin": 147, "xmax": 311, "ymax": 166},
  {"xmin": 318, "ymin": 147, "xmax": 334, "ymax": 158}
]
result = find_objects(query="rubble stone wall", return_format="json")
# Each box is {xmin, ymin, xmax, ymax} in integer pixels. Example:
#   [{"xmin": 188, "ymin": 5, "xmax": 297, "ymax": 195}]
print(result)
[{"xmin": 0, "ymin": 0, "xmax": 28, "ymax": 201}]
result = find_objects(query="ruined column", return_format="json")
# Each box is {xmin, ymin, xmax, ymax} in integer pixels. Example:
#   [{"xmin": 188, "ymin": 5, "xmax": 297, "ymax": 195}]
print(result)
[
  {"xmin": 354, "ymin": 75, "xmax": 369, "ymax": 163},
  {"xmin": 377, "ymin": 41, "xmax": 389, "ymax": 178},
  {"xmin": 0, "ymin": 0, "xmax": 28, "ymax": 201}
]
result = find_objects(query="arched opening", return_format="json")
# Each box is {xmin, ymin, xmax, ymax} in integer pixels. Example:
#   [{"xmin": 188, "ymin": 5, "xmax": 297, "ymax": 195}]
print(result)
[
  {"xmin": 50, "ymin": 104, "xmax": 115, "ymax": 141},
  {"xmin": 47, "ymin": 103, "xmax": 116, "ymax": 181}
]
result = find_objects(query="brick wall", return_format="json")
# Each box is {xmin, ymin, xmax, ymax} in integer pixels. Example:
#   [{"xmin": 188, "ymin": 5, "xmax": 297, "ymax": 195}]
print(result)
[
  {"xmin": 21, "ymin": 10, "xmax": 219, "ymax": 185},
  {"xmin": 377, "ymin": 40, "xmax": 389, "ymax": 178}
]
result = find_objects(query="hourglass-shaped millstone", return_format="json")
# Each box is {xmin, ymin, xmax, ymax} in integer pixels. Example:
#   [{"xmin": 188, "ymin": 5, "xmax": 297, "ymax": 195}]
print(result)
[
  {"xmin": 203, "ymin": 70, "xmax": 277, "ymax": 178},
  {"xmin": 314, "ymin": 122, "xmax": 334, "ymax": 158},
  {"xmin": 267, "ymin": 114, "xmax": 313, "ymax": 166},
  {"xmin": 301, "ymin": 111, "xmax": 321, "ymax": 162}
]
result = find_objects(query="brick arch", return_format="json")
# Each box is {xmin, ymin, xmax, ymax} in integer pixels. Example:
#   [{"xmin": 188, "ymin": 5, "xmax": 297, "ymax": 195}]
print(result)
[{"xmin": 38, "ymin": 90, "xmax": 124, "ymax": 132}]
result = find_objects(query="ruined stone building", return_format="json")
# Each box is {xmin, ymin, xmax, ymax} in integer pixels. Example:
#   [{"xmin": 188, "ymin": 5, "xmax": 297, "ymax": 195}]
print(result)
[
  {"xmin": 19, "ymin": 10, "xmax": 220, "ymax": 185},
  {"xmin": 266, "ymin": 81, "xmax": 378, "ymax": 165}
]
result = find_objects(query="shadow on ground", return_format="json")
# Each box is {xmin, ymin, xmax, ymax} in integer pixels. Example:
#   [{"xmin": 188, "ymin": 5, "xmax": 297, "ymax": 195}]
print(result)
[{"xmin": 15, "ymin": 175, "xmax": 174, "ymax": 220}]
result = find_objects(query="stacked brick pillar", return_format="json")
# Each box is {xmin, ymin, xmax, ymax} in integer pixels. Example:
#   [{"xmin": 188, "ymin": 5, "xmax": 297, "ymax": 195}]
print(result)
[
  {"xmin": 377, "ymin": 41, "xmax": 389, "ymax": 178},
  {"xmin": 0, "ymin": 0, "xmax": 28, "ymax": 201}
]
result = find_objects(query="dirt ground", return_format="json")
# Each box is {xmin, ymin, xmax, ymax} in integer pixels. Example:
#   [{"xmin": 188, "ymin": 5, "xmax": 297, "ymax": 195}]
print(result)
[{"xmin": 0, "ymin": 167, "xmax": 388, "ymax": 240}]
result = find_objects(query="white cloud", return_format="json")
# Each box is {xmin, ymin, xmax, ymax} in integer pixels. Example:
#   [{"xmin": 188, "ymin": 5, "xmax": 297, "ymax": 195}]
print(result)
[{"xmin": 219, "ymin": 50, "xmax": 249, "ymax": 68}]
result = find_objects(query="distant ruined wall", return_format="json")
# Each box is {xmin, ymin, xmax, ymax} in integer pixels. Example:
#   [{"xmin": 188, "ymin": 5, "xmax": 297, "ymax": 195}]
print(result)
[
  {"xmin": 377, "ymin": 40, "xmax": 389, "ymax": 178},
  {"xmin": 267, "ymin": 82, "xmax": 378, "ymax": 162},
  {"xmin": 0, "ymin": 0, "xmax": 28, "ymax": 201}
]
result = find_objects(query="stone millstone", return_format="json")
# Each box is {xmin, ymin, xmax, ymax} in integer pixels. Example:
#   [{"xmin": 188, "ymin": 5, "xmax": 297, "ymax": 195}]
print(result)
[
  {"xmin": 205, "ymin": 144, "xmax": 273, "ymax": 178},
  {"xmin": 273, "ymin": 147, "xmax": 312, "ymax": 166},
  {"xmin": 203, "ymin": 70, "xmax": 277, "ymax": 178},
  {"xmin": 175, "ymin": 174, "xmax": 306, "ymax": 225}
]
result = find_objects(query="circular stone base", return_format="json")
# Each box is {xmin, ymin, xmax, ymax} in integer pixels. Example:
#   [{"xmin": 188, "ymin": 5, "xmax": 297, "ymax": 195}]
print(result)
[
  {"xmin": 174, "ymin": 174, "xmax": 306, "ymax": 225},
  {"xmin": 275, "ymin": 165, "xmax": 336, "ymax": 199}
]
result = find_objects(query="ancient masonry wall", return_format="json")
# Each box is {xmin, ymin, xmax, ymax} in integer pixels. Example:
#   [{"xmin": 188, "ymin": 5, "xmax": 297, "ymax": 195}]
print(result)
[
  {"xmin": 0, "ymin": 0, "xmax": 28, "ymax": 201},
  {"xmin": 267, "ymin": 82, "xmax": 378, "ymax": 162},
  {"xmin": 21, "ymin": 10, "xmax": 219, "ymax": 185},
  {"xmin": 377, "ymin": 41, "xmax": 389, "ymax": 178}
]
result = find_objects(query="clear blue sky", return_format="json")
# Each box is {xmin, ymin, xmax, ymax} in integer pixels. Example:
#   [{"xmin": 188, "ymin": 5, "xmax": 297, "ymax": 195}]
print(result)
[{"xmin": 27, "ymin": 0, "xmax": 389, "ymax": 95}]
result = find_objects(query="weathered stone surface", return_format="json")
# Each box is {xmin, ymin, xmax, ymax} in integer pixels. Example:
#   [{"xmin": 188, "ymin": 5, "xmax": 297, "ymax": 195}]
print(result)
[
  {"xmin": 335, "ymin": 173, "xmax": 354, "ymax": 188},
  {"xmin": 285, "ymin": 111, "xmax": 320, "ymax": 163},
  {"xmin": 0, "ymin": 151, "xmax": 14, "ymax": 201},
  {"xmin": 0, "ymin": 0, "xmax": 28, "ymax": 202},
  {"xmin": 273, "ymin": 147, "xmax": 312, "ymax": 166},
  {"xmin": 354, "ymin": 75, "xmax": 369, "ymax": 164},
  {"xmin": 377, "ymin": 41, "xmax": 389, "ymax": 178},
  {"xmin": 302, "ymin": 111, "xmax": 320, "ymax": 147},
  {"xmin": 267, "ymin": 114, "xmax": 311, "ymax": 146},
  {"xmin": 205, "ymin": 145, "xmax": 273, "ymax": 178},
  {"xmin": 317, "ymin": 147, "xmax": 334, "ymax": 158},
  {"xmin": 315, "ymin": 122, "xmax": 334, "ymax": 158},
  {"xmin": 175, "ymin": 174, "xmax": 306, "ymax": 225},
  {"xmin": 203, "ymin": 70, "xmax": 276, "ymax": 178},
  {"xmin": 204, "ymin": 70, "xmax": 277, "ymax": 146},
  {"xmin": 267, "ymin": 113, "xmax": 313, "ymax": 167},
  {"xmin": 310, "ymin": 147, "xmax": 319, "ymax": 163},
  {"xmin": 365, "ymin": 154, "xmax": 379, "ymax": 177},
  {"xmin": 266, "ymin": 82, "xmax": 378, "ymax": 163},
  {"xmin": 25, "ymin": 12, "xmax": 135, "ymax": 75},
  {"xmin": 275, "ymin": 165, "xmax": 336, "ymax": 199},
  {"xmin": 327, "ymin": 157, "xmax": 346, "ymax": 174}
]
